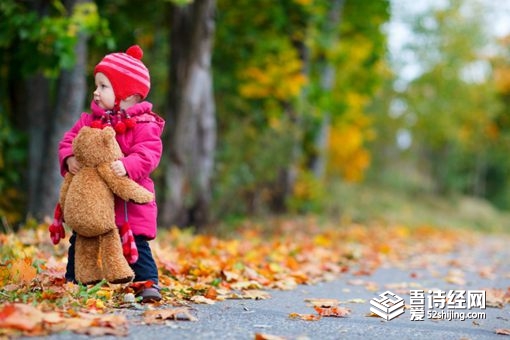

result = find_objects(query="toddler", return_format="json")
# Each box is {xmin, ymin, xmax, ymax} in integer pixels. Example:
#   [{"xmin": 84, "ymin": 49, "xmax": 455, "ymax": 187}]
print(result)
[{"xmin": 58, "ymin": 45, "xmax": 165, "ymax": 302}]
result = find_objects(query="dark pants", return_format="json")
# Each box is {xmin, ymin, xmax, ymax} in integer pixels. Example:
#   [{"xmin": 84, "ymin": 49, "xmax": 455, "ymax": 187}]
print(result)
[{"xmin": 65, "ymin": 232, "xmax": 159, "ymax": 284}]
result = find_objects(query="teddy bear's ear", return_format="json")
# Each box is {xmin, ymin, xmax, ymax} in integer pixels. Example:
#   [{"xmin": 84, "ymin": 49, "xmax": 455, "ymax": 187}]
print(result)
[{"xmin": 102, "ymin": 127, "xmax": 116, "ymax": 147}]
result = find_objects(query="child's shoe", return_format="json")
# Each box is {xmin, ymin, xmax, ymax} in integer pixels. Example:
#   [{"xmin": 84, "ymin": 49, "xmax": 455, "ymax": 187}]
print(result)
[{"xmin": 138, "ymin": 284, "xmax": 162, "ymax": 303}]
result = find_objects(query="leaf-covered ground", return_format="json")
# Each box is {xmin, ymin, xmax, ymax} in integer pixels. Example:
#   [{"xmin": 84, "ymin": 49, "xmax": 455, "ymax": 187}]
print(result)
[{"xmin": 0, "ymin": 217, "xmax": 509, "ymax": 337}]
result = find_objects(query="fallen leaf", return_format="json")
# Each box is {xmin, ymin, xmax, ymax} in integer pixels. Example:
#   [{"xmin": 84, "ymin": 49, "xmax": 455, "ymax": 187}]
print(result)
[
  {"xmin": 9, "ymin": 258, "xmax": 37, "ymax": 283},
  {"xmin": 486, "ymin": 288, "xmax": 506, "ymax": 308},
  {"xmin": 0, "ymin": 303, "xmax": 44, "ymax": 332},
  {"xmin": 143, "ymin": 308, "xmax": 198, "ymax": 323},
  {"xmin": 254, "ymin": 333, "xmax": 287, "ymax": 340},
  {"xmin": 314, "ymin": 306, "xmax": 351, "ymax": 317},
  {"xmin": 444, "ymin": 269, "xmax": 466, "ymax": 285},
  {"xmin": 346, "ymin": 298, "xmax": 366, "ymax": 304},
  {"xmin": 288, "ymin": 313, "xmax": 321, "ymax": 321},
  {"xmin": 231, "ymin": 281, "xmax": 263, "ymax": 290},
  {"xmin": 204, "ymin": 286, "xmax": 218, "ymax": 300},
  {"xmin": 190, "ymin": 295, "xmax": 216, "ymax": 304},
  {"xmin": 365, "ymin": 311, "xmax": 380, "ymax": 317},
  {"xmin": 236, "ymin": 290, "xmax": 271, "ymax": 300},
  {"xmin": 222, "ymin": 270, "xmax": 240, "ymax": 282},
  {"xmin": 67, "ymin": 314, "xmax": 128, "ymax": 337},
  {"xmin": 304, "ymin": 298, "xmax": 339, "ymax": 307},
  {"xmin": 496, "ymin": 328, "xmax": 510, "ymax": 335},
  {"xmin": 478, "ymin": 267, "xmax": 495, "ymax": 280}
]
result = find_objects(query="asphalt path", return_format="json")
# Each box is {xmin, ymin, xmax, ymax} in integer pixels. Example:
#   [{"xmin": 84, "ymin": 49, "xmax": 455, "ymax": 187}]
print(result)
[{"xmin": 29, "ymin": 234, "xmax": 510, "ymax": 340}]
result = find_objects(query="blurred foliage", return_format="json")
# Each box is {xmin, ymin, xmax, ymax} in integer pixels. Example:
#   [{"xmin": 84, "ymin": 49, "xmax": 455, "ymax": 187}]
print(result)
[
  {"xmin": 0, "ymin": 0, "xmax": 112, "ymax": 227},
  {"xmin": 3, "ymin": 0, "xmax": 510, "ymax": 227},
  {"xmin": 0, "ymin": 1, "xmax": 111, "ymax": 77},
  {"xmin": 489, "ymin": 33, "xmax": 510, "ymax": 209},
  {"xmin": 213, "ymin": 0, "xmax": 390, "ymax": 217},
  {"xmin": 0, "ymin": 106, "xmax": 26, "ymax": 226},
  {"xmin": 213, "ymin": 117, "xmax": 297, "ymax": 217},
  {"xmin": 389, "ymin": 0, "xmax": 510, "ymax": 208},
  {"xmin": 92, "ymin": 0, "xmax": 168, "ymax": 110}
]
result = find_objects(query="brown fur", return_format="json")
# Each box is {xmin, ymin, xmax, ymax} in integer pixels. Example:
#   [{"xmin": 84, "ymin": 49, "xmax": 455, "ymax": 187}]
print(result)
[{"xmin": 59, "ymin": 126, "xmax": 154, "ymax": 284}]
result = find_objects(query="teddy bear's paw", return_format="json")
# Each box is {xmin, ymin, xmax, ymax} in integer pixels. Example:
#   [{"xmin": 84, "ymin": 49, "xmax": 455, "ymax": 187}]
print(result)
[
  {"xmin": 109, "ymin": 275, "xmax": 134, "ymax": 284},
  {"xmin": 130, "ymin": 191, "xmax": 154, "ymax": 204},
  {"xmin": 79, "ymin": 279, "xmax": 103, "ymax": 286}
]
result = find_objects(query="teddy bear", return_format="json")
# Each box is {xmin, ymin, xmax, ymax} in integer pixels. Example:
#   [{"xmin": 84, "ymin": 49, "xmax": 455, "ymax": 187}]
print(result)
[{"xmin": 56, "ymin": 126, "xmax": 154, "ymax": 285}]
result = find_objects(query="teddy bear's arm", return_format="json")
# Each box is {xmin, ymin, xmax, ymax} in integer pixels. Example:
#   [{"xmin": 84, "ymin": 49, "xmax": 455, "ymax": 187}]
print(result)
[
  {"xmin": 97, "ymin": 163, "xmax": 154, "ymax": 204},
  {"xmin": 59, "ymin": 172, "xmax": 74, "ymax": 209}
]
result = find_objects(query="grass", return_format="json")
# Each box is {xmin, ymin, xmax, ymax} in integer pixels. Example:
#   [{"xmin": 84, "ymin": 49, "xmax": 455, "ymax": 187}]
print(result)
[
  {"xmin": 329, "ymin": 179, "xmax": 510, "ymax": 234},
  {"xmin": 212, "ymin": 171, "xmax": 510, "ymax": 238}
]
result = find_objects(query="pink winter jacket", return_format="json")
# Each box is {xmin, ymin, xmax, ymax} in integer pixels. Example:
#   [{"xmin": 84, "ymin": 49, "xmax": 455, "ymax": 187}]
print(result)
[{"xmin": 58, "ymin": 101, "xmax": 165, "ymax": 239}]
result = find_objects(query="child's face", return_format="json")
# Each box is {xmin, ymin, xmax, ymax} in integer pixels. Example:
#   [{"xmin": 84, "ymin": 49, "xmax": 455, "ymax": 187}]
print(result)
[{"xmin": 94, "ymin": 72, "xmax": 116, "ymax": 110}]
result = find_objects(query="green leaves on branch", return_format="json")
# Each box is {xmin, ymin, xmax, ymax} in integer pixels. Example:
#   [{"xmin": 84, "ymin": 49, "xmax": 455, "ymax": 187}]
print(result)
[
  {"xmin": 164, "ymin": 0, "xmax": 194, "ymax": 6},
  {"xmin": 0, "ymin": 1, "xmax": 111, "ymax": 77}
]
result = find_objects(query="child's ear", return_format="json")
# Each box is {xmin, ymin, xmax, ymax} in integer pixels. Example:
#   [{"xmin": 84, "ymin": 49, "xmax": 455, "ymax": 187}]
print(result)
[{"xmin": 125, "ymin": 94, "xmax": 142, "ymax": 103}]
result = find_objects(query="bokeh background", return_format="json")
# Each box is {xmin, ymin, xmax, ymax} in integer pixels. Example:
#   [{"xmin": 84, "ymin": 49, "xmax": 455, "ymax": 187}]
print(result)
[{"xmin": 1, "ymin": 0, "xmax": 510, "ymax": 232}]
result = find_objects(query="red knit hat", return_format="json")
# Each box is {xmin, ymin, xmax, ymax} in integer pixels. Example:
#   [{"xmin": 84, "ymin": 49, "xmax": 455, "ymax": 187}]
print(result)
[{"xmin": 94, "ymin": 45, "xmax": 150, "ymax": 103}]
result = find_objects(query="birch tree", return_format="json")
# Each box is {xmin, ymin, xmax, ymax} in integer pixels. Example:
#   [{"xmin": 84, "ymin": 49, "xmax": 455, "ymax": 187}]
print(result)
[{"xmin": 160, "ymin": 0, "xmax": 217, "ymax": 228}]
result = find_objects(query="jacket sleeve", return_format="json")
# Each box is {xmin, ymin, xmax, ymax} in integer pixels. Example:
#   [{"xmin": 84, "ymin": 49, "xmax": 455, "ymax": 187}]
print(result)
[
  {"xmin": 122, "ymin": 122, "xmax": 163, "ymax": 182},
  {"xmin": 58, "ymin": 113, "xmax": 91, "ymax": 176}
]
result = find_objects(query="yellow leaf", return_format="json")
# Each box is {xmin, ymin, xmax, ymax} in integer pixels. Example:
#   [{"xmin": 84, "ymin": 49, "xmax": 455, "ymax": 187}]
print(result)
[{"xmin": 9, "ymin": 258, "xmax": 37, "ymax": 283}]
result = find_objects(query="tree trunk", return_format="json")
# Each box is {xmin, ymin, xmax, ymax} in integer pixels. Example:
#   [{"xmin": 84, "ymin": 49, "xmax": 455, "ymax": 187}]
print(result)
[
  {"xmin": 39, "ymin": 29, "xmax": 88, "ymax": 218},
  {"xmin": 23, "ymin": 0, "xmax": 52, "ymax": 219},
  {"xmin": 310, "ymin": 0, "xmax": 345, "ymax": 179},
  {"xmin": 160, "ymin": 0, "xmax": 217, "ymax": 229},
  {"xmin": 27, "ymin": 0, "xmax": 89, "ymax": 220},
  {"xmin": 26, "ymin": 73, "xmax": 51, "ymax": 219}
]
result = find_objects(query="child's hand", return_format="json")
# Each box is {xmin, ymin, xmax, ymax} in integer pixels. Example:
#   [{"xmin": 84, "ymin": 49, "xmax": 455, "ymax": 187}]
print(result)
[
  {"xmin": 111, "ymin": 160, "xmax": 127, "ymax": 177},
  {"xmin": 67, "ymin": 156, "xmax": 82, "ymax": 174}
]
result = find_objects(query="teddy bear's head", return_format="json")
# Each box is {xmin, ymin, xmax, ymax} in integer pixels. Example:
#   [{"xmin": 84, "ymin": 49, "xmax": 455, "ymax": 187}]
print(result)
[{"xmin": 73, "ymin": 126, "xmax": 122, "ymax": 167}]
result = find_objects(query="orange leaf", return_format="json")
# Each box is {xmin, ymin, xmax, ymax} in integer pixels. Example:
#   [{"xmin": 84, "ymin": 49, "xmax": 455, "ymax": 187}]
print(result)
[
  {"xmin": 204, "ymin": 286, "xmax": 218, "ymax": 300},
  {"xmin": 314, "ymin": 306, "xmax": 351, "ymax": 317},
  {"xmin": 254, "ymin": 333, "xmax": 287, "ymax": 340},
  {"xmin": 9, "ymin": 258, "xmax": 37, "ymax": 283},
  {"xmin": 0, "ymin": 303, "xmax": 15, "ymax": 319},
  {"xmin": 0, "ymin": 303, "xmax": 44, "ymax": 332},
  {"xmin": 288, "ymin": 313, "xmax": 321, "ymax": 321}
]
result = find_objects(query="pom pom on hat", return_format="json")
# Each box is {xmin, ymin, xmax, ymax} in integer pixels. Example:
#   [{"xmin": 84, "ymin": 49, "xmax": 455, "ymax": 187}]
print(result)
[
  {"xmin": 94, "ymin": 45, "xmax": 150, "ymax": 102},
  {"xmin": 126, "ymin": 45, "xmax": 143, "ymax": 60}
]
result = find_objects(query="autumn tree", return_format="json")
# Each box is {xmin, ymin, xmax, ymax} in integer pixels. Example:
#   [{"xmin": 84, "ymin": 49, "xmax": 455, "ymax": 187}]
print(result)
[
  {"xmin": 0, "ymin": 0, "xmax": 109, "ymax": 225},
  {"xmin": 486, "ymin": 33, "xmax": 510, "ymax": 208},
  {"xmin": 211, "ymin": 0, "xmax": 390, "ymax": 217},
  {"xmin": 306, "ymin": 0, "xmax": 389, "ymax": 184},
  {"xmin": 159, "ymin": 0, "xmax": 217, "ymax": 228},
  {"xmin": 388, "ymin": 0, "xmax": 503, "ymax": 199}
]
